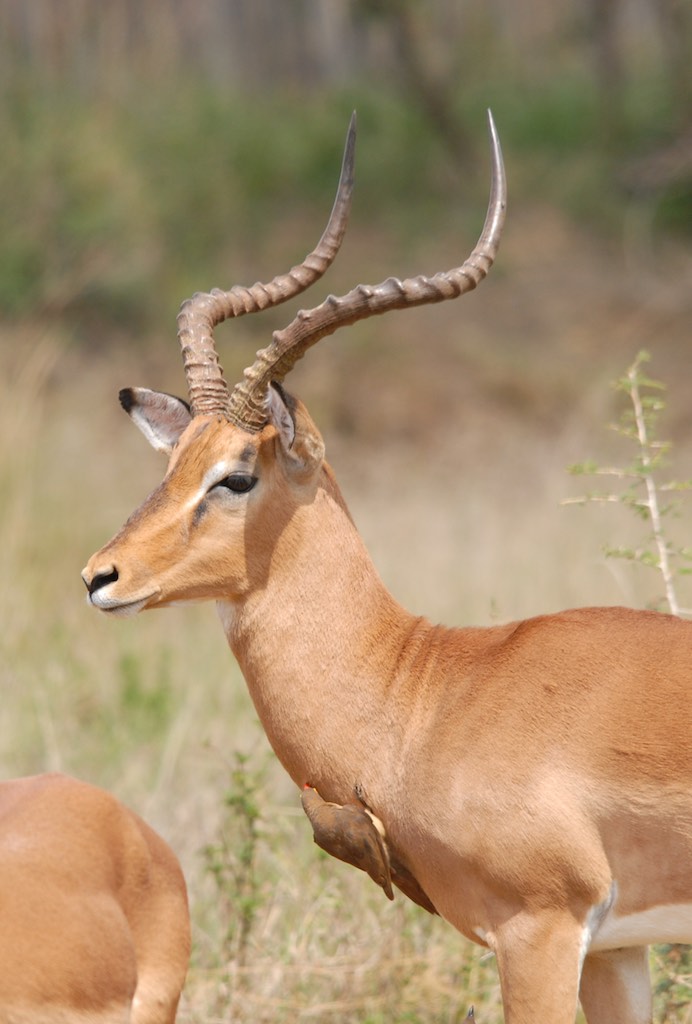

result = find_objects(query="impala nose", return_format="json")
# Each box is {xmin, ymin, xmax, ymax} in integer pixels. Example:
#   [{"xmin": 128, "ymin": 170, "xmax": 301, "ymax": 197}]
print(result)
[{"xmin": 82, "ymin": 565, "xmax": 119, "ymax": 596}]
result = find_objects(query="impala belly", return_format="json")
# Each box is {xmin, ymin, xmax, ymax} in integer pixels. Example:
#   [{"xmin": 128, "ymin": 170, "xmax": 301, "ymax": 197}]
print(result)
[
  {"xmin": 589, "ymin": 900, "xmax": 692, "ymax": 951},
  {"xmin": 1, "ymin": 1004, "xmax": 131, "ymax": 1024}
]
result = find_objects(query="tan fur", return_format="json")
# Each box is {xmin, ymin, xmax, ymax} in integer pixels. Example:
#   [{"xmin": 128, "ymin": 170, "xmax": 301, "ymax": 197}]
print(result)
[
  {"xmin": 0, "ymin": 774, "xmax": 190, "ymax": 1024},
  {"xmin": 83, "ymin": 395, "xmax": 692, "ymax": 1024}
]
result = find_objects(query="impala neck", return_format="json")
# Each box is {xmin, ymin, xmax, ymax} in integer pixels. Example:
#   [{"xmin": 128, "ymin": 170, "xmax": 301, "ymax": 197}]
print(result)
[{"xmin": 218, "ymin": 464, "xmax": 423, "ymax": 803}]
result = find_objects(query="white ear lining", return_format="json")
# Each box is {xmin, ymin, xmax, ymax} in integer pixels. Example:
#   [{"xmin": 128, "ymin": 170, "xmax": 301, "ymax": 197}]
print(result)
[
  {"xmin": 266, "ymin": 385, "xmax": 296, "ymax": 450},
  {"xmin": 120, "ymin": 387, "xmax": 192, "ymax": 455}
]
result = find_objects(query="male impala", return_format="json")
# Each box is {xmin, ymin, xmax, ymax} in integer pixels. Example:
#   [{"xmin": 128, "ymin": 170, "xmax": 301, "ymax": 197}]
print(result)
[
  {"xmin": 82, "ymin": 113, "xmax": 692, "ymax": 1023},
  {"xmin": 0, "ymin": 772, "xmax": 190, "ymax": 1023}
]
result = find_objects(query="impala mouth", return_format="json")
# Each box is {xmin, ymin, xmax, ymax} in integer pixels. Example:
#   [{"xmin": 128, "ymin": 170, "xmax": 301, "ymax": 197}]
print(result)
[{"xmin": 86, "ymin": 588, "xmax": 160, "ymax": 618}]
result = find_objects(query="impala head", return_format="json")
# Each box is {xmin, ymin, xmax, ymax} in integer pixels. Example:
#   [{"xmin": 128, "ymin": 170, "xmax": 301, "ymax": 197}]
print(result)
[{"xmin": 82, "ymin": 111, "xmax": 506, "ymax": 616}]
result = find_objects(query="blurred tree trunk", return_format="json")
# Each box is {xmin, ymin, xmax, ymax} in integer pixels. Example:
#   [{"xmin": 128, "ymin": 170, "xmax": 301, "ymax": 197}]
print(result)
[
  {"xmin": 588, "ymin": 0, "xmax": 692, "ymax": 145},
  {"xmin": 655, "ymin": 0, "xmax": 692, "ymax": 133},
  {"xmin": 354, "ymin": 0, "xmax": 477, "ymax": 171},
  {"xmin": 588, "ymin": 0, "xmax": 625, "ymax": 146}
]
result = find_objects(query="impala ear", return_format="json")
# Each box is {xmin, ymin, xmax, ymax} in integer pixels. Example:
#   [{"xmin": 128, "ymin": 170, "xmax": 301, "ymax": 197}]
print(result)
[
  {"xmin": 267, "ymin": 383, "xmax": 325, "ymax": 480},
  {"xmin": 119, "ymin": 387, "xmax": 192, "ymax": 455}
]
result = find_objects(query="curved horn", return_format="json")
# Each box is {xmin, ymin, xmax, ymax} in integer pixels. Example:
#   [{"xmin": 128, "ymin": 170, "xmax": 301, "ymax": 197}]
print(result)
[
  {"xmin": 228, "ymin": 109, "xmax": 506, "ymax": 432},
  {"xmin": 176, "ymin": 113, "xmax": 357, "ymax": 417}
]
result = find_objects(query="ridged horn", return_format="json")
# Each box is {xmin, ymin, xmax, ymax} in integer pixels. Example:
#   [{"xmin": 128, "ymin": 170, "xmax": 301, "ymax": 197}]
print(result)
[
  {"xmin": 176, "ymin": 113, "xmax": 356, "ymax": 417},
  {"xmin": 227, "ymin": 110, "xmax": 506, "ymax": 432}
]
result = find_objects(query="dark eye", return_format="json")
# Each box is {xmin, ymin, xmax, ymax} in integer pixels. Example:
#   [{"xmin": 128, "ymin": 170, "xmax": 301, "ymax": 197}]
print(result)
[{"xmin": 215, "ymin": 474, "xmax": 257, "ymax": 494}]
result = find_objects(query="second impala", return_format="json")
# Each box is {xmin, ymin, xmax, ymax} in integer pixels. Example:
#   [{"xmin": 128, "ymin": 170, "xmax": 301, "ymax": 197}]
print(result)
[{"xmin": 82, "ymin": 114, "xmax": 692, "ymax": 1024}]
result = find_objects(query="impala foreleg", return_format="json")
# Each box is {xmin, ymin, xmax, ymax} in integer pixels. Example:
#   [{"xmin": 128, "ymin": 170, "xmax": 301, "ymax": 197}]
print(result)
[
  {"xmin": 579, "ymin": 946, "xmax": 652, "ymax": 1024},
  {"xmin": 492, "ymin": 909, "xmax": 586, "ymax": 1024}
]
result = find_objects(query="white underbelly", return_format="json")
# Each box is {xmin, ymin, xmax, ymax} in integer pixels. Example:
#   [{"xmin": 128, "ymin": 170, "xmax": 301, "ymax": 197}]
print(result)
[{"xmin": 589, "ymin": 902, "xmax": 692, "ymax": 951}]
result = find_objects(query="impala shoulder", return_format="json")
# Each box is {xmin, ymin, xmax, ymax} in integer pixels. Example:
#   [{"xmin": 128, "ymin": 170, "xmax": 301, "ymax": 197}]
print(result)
[{"xmin": 488, "ymin": 604, "xmax": 687, "ymax": 647}]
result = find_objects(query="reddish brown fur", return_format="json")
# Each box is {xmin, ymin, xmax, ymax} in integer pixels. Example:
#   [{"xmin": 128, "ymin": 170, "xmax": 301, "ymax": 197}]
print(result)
[
  {"xmin": 0, "ymin": 773, "xmax": 190, "ymax": 1023},
  {"xmin": 83, "ymin": 394, "xmax": 692, "ymax": 1024}
]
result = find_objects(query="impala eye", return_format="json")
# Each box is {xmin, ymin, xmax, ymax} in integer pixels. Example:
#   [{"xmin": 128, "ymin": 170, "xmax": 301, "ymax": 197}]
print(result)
[{"xmin": 215, "ymin": 473, "xmax": 257, "ymax": 495}]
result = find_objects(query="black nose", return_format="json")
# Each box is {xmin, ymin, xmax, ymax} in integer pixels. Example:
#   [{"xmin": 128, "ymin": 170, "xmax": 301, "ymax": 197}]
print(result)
[{"xmin": 85, "ymin": 567, "xmax": 119, "ymax": 596}]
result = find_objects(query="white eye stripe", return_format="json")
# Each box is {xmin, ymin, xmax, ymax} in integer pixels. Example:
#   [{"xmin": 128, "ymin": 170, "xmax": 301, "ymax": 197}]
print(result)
[
  {"xmin": 186, "ymin": 464, "xmax": 260, "ymax": 512},
  {"xmin": 203, "ymin": 462, "xmax": 236, "ymax": 491},
  {"xmin": 184, "ymin": 462, "xmax": 245, "ymax": 510}
]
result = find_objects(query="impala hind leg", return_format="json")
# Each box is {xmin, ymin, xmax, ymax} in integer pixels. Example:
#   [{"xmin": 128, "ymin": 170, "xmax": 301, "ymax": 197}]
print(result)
[
  {"xmin": 492, "ymin": 910, "xmax": 584, "ymax": 1024},
  {"xmin": 579, "ymin": 946, "xmax": 652, "ymax": 1024}
]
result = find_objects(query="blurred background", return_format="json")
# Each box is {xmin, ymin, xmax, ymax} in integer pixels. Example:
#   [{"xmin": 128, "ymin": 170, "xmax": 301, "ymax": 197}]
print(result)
[{"xmin": 1, "ymin": 1, "xmax": 691, "ymax": 1021}]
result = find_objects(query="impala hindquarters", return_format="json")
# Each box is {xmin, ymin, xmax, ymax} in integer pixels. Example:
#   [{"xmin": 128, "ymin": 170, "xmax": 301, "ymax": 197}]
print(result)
[
  {"xmin": 0, "ymin": 773, "xmax": 190, "ymax": 1024},
  {"xmin": 82, "ymin": 113, "xmax": 692, "ymax": 1023}
]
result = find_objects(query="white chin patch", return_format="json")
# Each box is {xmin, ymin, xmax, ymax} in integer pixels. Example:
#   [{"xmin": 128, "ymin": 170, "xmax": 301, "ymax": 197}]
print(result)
[{"xmin": 88, "ymin": 593, "xmax": 150, "ymax": 618}]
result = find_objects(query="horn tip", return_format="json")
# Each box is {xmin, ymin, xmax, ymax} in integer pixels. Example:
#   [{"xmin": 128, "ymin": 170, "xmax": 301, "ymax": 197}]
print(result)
[
  {"xmin": 342, "ymin": 112, "xmax": 357, "ymax": 184},
  {"xmin": 485, "ymin": 107, "xmax": 507, "ymax": 211},
  {"xmin": 485, "ymin": 109, "xmax": 501, "ymax": 155}
]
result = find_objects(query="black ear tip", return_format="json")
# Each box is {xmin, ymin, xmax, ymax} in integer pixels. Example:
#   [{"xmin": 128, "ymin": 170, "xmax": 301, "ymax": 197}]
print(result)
[{"xmin": 119, "ymin": 388, "xmax": 135, "ymax": 412}]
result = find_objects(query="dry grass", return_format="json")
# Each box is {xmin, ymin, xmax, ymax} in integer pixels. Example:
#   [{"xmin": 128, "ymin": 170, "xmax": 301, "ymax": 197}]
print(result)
[{"xmin": 2, "ymin": 204, "xmax": 691, "ymax": 1022}]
